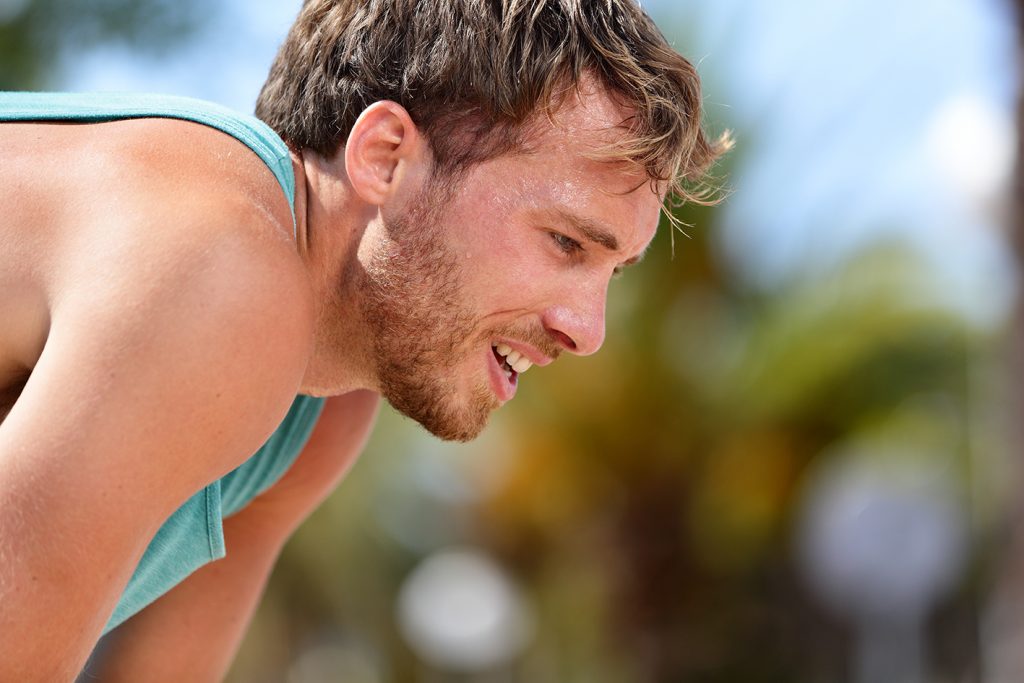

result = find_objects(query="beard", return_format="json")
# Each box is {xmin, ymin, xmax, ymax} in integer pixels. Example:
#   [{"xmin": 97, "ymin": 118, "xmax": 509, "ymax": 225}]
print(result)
[{"xmin": 355, "ymin": 182, "xmax": 498, "ymax": 442}]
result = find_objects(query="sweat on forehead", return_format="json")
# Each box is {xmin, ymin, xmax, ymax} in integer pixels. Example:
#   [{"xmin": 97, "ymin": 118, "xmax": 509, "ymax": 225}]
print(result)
[{"xmin": 518, "ymin": 77, "xmax": 643, "ymax": 153}]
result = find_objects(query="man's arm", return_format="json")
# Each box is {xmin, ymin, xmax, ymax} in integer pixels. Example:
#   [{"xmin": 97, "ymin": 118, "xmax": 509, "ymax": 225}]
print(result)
[
  {"xmin": 81, "ymin": 390, "xmax": 380, "ymax": 682},
  {"xmin": 0, "ymin": 222, "xmax": 312, "ymax": 681}
]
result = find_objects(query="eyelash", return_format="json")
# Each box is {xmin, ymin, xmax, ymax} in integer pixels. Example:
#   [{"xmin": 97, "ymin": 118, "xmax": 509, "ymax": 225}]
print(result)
[
  {"xmin": 549, "ymin": 231, "xmax": 627, "ymax": 278},
  {"xmin": 550, "ymin": 232, "xmax": 583, "ymax": 255}
]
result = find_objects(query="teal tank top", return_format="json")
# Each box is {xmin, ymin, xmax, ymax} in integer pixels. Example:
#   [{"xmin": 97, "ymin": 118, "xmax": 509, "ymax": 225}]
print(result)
[{"xmin": 0, "ymin": 92, "xmax": 326, "ymax": 633}]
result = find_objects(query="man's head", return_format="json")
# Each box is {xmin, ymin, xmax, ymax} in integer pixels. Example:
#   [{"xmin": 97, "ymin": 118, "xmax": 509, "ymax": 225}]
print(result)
[{"xmin": 258, "ymin": 0, "xmax": 728, "ymax": 441}]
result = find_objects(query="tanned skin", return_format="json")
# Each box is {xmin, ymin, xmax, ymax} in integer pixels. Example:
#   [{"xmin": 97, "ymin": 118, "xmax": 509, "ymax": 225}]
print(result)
[
  {"xmin": 0, "ymin": 118, "xmax": 323, "ymax": 682},
  {"xmin": 0, "ymin": 86, "xmax": 661, "ymax": 681}
]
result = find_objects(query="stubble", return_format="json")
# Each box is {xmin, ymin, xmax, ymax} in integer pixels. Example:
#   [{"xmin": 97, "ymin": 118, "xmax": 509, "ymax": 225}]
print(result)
[{"xmin": 357, "ymin": 184, "xmax": 497, "ymax": 442}]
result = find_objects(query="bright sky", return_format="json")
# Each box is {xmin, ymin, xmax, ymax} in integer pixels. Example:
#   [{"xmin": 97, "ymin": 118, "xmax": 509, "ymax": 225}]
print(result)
[
  {"xmin": 59, "ymin": 0, "xmax": 303, "ymax": 112},
  {"xmin": 648, "ymin": 0, "xmax": 1018, "ymax": 325},
  {"xmin": 60, "ymin": 0, "xmax": 1019, "ymax": 327}
]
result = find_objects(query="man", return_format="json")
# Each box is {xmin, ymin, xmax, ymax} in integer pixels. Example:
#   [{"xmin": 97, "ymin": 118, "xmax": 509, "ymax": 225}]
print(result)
[{"xmin": 0, "ymin": 0, "xmax": 726, "ymax": 679}]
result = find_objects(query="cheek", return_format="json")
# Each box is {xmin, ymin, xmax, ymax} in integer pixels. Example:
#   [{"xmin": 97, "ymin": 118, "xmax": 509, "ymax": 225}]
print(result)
[
  {"xmin": 456, "ymin": 231, "xmax": 550, "ymax": 312},
  {"xmin": 446, "ymin": 185, "xmax": 556, "ymax": 309},
  {"xmin": 454, "ymin": 217, "xmax": 520, "ymax": 278}
]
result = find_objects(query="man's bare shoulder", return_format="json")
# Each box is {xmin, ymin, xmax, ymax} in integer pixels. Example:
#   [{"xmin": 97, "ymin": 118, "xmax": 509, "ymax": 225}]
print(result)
[
  {"xmin": 0, "ymin": 117, "xmax": 314, "ymax": 414},
  {"xmin": 1, "ymin": 116, "xmax": 320, "ymax": 486},
  {"xmin": 118, "ymin": 116, "xmax": 299, "ymax": 233},
  {"xmin": 0, "ymin": 114, "xmax": 303, "ymax": 299},
  {"xmin": 100, "ymin": 116, "xmax": 296, "ymax": 246},
  {"xmin": 47, "ymin": 116, "xmax": 312, "ymax": 331},
  {"xmin": 0, "ymin": 114, "xmax": 295, "ymax": 237},
  {"xmin": 0, "ymin": 120, "xmax": 316, "ymax": 672},
  {"xmin": 53, "ymin": 119, "xmax": 313, "ymax": 377}
]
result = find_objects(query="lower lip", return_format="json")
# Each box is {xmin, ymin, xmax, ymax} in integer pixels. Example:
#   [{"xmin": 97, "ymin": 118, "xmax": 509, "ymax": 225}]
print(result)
[{"xmin": 487, "ymin": 348, "xmax": 518, "ymax": 402}]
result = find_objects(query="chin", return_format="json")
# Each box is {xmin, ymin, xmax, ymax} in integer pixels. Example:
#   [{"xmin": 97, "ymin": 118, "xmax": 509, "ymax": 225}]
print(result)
[
  {"xmin": 425, "ymin": 417, "xmax": 490, "ymax": 443},
  {"xmin": 394, "ymin": 396, "xmax": 493, "ymax": 442},
  {"xmin": 383, "ymin": 378, "xmax": 496, "ymax": 442}
]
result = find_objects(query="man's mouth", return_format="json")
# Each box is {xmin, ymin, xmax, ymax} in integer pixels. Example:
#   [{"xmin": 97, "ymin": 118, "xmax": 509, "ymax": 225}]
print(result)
[{"xmin": 492, "ymin": 343, "xmax": 534, "ymax": 384}]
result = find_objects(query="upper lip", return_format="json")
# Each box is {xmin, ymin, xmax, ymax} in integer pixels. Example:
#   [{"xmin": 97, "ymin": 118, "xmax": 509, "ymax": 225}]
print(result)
[{"xmin": 495, "ymin": 340, "xmax": 554, "ymax": 367}]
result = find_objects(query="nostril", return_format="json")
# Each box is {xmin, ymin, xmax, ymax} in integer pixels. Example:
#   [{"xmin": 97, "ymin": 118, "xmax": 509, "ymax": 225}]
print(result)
[{"xmin": 550, "ymin": 329, "xmax": 576, "ymax": 352}]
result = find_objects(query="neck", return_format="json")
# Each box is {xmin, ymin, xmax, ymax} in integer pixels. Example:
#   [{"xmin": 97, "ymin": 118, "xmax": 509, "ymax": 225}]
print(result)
[{"xmin": 291, "ymin": 149, "xmax": 379, "ymax": 397}]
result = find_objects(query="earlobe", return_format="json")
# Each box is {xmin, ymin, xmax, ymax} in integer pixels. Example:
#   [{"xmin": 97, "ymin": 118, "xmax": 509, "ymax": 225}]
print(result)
[{"xmin": 344, "ymin": 101, "xmax": 423, "ymax": 205}]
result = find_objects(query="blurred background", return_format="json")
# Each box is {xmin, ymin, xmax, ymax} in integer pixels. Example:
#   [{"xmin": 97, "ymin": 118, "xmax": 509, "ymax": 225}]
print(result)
[{"xmin": 4, "ymin": 0, "xmax": 1021, "ymax": 681}]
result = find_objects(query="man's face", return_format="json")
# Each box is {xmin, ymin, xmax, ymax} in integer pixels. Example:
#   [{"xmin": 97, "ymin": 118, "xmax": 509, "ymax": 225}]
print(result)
[{"xmin": 358, "ymin": 89, "xmax": 662, "ymax": 441}]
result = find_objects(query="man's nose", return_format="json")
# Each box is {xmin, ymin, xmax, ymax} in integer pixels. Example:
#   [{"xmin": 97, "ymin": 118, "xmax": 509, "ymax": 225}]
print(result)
[{"xmin": 541, "ymin": 284, "xmax": 607, "ymax": 356}]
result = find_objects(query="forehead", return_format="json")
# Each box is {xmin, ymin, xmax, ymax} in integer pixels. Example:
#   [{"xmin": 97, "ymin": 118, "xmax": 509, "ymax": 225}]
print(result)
[
  {"xmin": 459, "ymin": 85, "xmax": 663, "ymax": 253},
  {"xmin": 533, "ymin": 78, "xmax": 636, "ymax": 150}
]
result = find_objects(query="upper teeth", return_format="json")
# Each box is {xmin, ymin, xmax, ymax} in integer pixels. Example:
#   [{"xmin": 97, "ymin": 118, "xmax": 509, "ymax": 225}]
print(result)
[{"xmin": 495, "ymin": 344, "xmax": 533, "ymax": 373}]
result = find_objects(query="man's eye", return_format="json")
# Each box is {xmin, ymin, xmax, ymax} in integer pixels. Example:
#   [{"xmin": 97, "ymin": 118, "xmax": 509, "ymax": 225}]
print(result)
[{"xmin": 551, "ymin": 232, "xmax": 582, "ymax": 254}]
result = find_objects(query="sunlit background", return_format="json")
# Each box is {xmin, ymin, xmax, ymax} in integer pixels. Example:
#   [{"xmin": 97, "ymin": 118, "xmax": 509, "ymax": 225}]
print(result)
[{"xmin": 4, "ymin": 0, "xmax": 1021, "ymax": 680}]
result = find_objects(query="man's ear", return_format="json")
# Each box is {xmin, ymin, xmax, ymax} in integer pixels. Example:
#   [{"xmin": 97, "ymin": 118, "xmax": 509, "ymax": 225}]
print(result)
[{"xmin": 344, "ymin": 101, "xmax": 425, "ymax": 206}]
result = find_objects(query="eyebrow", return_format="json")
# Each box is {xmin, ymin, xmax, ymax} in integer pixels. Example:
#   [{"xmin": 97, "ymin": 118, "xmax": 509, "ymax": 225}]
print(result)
[
  {"xmin": 553, "ymin": 209, "xmax": 620, "ymax": 252},
  {"xmin": 549, "ymin": 208, "xmax": 650, "ymax": 267}
]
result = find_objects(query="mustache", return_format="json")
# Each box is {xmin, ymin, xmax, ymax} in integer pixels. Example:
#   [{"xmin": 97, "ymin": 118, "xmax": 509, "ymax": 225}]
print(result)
[{"xmin": 488, "ymin": 322, "xmax": 563, "ymax": 361}]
